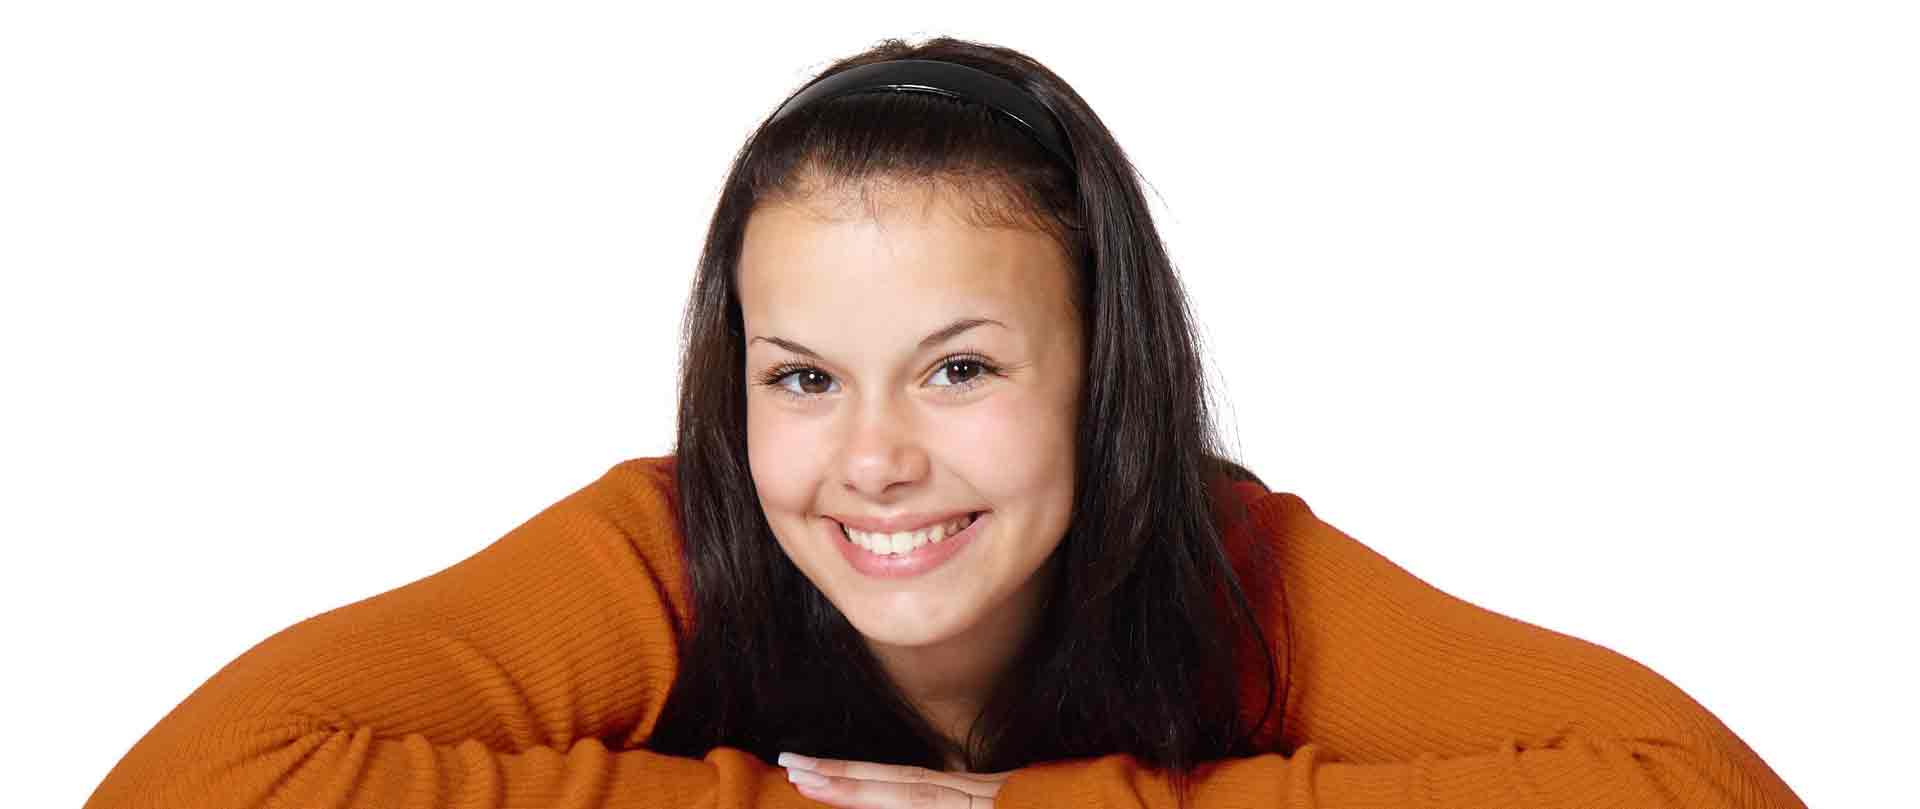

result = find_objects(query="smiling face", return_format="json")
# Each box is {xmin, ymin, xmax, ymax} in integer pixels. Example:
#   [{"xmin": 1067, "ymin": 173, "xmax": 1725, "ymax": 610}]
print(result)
[{"xmin": 737, "ymin": 178, "xmax": 1083, "ymax": 704}]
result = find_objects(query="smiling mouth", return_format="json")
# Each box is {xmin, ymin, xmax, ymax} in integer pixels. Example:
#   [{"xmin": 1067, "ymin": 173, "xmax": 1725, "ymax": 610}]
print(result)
[{"xmin": 832, "ymin": 512, "xmax": 983, "ymax": 555}]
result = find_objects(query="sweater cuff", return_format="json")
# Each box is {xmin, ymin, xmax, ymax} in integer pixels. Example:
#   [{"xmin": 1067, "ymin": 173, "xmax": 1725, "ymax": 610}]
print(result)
[
  {"xmin": 995, "ymin": 747, "xmax": 1319, "ymax": 809},
  {"xmin": 996, "ymin": 756, "xmax": 1096, "ymax": 809}
]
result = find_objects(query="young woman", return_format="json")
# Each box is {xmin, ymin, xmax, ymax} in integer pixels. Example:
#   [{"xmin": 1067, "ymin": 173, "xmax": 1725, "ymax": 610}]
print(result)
[{"xmin": 84, "ymin": 36, "xmax": 1805, "ymax": 809}]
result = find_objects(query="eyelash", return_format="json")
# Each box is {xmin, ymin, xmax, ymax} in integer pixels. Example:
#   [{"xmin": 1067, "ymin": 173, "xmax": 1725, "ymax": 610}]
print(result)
[{"xmin": 755, "ymin": 351, "xmax": 1004, "ymax": 402}]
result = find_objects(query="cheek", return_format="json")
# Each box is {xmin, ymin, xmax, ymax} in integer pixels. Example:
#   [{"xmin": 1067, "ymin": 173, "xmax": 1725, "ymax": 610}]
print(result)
[
  {"xmin": 746, "ymin": 401, "xmax": 826, "ymax": 513},
  {"xmin": 940, "ymin": 390, "xmax": 1077, "ymax": 492}
]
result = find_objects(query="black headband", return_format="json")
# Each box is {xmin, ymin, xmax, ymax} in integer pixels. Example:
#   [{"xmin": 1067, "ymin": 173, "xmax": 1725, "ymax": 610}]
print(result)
[{"xmin": 763, "ymin": 58, "xmax": 1077, "ymax": 173}]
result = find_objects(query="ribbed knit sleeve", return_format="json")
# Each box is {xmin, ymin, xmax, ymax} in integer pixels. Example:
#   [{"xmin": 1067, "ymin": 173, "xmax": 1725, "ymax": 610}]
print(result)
[
  {"xmin": 83, "ymin": 458, "xmax": 1806, "ymax": 808},
  {"xmin": 994, "ymin": 485, "xmax": 1808, "ymax": 809},
  {"xmin": 83, "ymin": 455, "xmax": 826, "ymax": 809}
]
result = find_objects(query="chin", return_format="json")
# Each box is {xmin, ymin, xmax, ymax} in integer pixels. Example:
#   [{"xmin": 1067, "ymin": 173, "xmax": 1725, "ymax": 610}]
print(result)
[{"xmin": 842, "ymin": 601, "xmax": 968, "ymax": 649}]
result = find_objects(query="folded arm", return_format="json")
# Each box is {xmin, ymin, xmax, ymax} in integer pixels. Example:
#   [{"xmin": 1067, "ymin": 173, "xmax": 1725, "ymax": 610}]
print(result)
[
  {"xmin": 991, "ymin": 487, "xmax": 1806, "ymax": 809},
  {"xmin": 83, "ymin": 457, "xmax": 816, "ymax": 809}
]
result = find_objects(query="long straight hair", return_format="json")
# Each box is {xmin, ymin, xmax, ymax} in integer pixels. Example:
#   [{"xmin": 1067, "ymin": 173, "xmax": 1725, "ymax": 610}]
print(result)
[{"xmin": 642, "ymin": 36, "xmax": 1295, "ymax": 809}]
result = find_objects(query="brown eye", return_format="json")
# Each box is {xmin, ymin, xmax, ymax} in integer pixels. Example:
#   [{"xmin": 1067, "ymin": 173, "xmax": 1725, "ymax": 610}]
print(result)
[
  {"xmin": 942, "ymin": 360, "xmax": 983, "ymax": 385},
  {"xmin": 758, "ymin": 354, "xmax": 999, "ymax": 401},
  {"xmin": 795, "ymin": 369, "xmax": 832, "ymax": 395},
  {"xmin": 758, "ymin": 364, "xmax": 839, "ymax": 399},
  {"xmin": 931, "ymin": 357, "xmax": 999, "ymax": 392}
]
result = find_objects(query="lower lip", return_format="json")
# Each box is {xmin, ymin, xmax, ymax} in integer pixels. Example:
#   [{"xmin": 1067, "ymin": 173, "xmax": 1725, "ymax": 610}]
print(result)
[{"xmin": 833, "ymin": 512, "xmax": 986, "ymax": 579}]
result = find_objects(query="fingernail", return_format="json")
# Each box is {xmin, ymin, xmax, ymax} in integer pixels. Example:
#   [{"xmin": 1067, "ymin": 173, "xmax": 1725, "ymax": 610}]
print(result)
[
  {"xmin": 778, "ymin": 752, "xmax": 818, "ymax": 769},
  {"xmin": 787, "ymin": 767, "xmax": 830, "ymax": 788}
]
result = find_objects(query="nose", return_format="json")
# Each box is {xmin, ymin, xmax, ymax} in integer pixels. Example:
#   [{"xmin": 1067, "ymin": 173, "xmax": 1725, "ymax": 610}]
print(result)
[{"xmin": 839, "ymin": 394, "xmax": 929, "ymax": 497}]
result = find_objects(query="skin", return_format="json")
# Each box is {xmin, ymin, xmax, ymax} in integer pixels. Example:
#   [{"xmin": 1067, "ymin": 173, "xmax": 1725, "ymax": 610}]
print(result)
[
  {"xmin": 779, "ymin": 752, "xmax": 1013, "ymax": 808},
  {"xmin": 737, "ymin": 178, "xmax": 1084, "ymax": 782}
]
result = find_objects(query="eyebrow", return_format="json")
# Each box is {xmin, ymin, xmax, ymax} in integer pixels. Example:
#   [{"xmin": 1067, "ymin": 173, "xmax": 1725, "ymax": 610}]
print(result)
[{"xmin": 749, "ymin": 317, "xmax": 1007, "ymax": 360}]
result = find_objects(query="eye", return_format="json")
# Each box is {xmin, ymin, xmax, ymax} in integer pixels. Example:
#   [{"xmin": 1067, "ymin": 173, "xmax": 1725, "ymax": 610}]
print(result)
[
  {"xmin": 765, "ymin": 365, "xmax": 836, "ymax": 398},
  {"xmin": 754, "ymin": 352, "xmax": 1004, "ymax": 401},
  {"xmin": 929, "ymin": 357, "xmax": 994, "ymax": 391}
]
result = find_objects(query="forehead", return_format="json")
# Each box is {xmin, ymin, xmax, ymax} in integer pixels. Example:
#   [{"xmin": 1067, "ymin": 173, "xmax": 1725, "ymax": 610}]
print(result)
[{"xmin": 737, "ymin": 183, "xmax": 1073, "ymax": 321}]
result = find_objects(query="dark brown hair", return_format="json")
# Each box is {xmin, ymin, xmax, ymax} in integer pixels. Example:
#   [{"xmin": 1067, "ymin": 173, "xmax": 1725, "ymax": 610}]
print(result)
[{"xmin": 643, "ymin": 36, "xmax": 1293, "ymax": 809}]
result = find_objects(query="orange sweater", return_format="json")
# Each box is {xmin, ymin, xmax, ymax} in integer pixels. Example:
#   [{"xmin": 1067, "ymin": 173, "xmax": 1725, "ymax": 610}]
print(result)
[{"xmin": 84, "ymin": 455, "xmax": 1805, "ymax": 808}]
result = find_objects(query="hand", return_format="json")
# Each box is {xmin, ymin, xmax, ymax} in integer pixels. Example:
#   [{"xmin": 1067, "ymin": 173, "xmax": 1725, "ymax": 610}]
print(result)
[{"xmin": 778, "ymin": 752, "xmax": 1013, "ymax": 808}]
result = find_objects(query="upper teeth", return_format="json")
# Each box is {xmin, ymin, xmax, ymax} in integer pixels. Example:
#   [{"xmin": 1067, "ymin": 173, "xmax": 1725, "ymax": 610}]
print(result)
[{"xmin": 842, "ymin": 514, "xmax": 976, "ymax": 555}]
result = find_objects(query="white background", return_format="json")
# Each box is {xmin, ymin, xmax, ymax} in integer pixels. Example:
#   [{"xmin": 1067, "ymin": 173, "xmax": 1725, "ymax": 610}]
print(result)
[{"xmin": 5, "ymin": 2, "xmax": 1910, "ymax": 806}]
